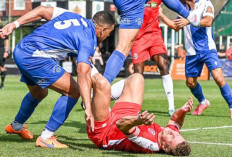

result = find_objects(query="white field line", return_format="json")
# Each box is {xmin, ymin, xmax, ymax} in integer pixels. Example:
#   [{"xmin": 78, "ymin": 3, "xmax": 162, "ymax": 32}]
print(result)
[
  {"xmin": 181, "ymin": 125, "xmax": 232, "ymax": 132},
  {"xmin": 145, "ymin": 89, "xmax": 220, "ymax": 92},
  {"xmin": 182, "ymin": 125, "xmax": 232, "ymax": 146},
  {"xmin": 188, "ymin": 141, "xmax": 232, "ymax": 146}
]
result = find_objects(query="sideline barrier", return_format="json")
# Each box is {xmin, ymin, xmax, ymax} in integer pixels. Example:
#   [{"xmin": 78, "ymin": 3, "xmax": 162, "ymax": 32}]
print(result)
[{"xmin": 171, "ymin": 59, "xmax": 209, "ymax": 80}]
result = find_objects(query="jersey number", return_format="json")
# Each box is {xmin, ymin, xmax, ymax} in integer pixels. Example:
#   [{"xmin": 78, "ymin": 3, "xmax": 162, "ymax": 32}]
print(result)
[{"xmin": 54, "ymin": 19, "xmax": 87, "ymax": 30}]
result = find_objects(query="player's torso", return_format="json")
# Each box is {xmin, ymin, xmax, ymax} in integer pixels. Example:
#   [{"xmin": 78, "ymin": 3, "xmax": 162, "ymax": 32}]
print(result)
[
  {"xmin": 103, "ymin": 123, "xmax": 162, "ymax": 153},
  {"xmin": 183, "ymin": 0, "xmax": 216, "ymax": 56},
  {"xmin": 18, "ymin": 12, "xmax": 97, "ymax": 60},
  {"xmin": 136, "ymin": 0, "xmax": 162, "ymax": 39}
]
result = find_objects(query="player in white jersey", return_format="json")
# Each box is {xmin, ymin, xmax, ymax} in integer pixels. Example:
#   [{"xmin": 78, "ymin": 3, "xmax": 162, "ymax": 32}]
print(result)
[
  {"xmin": 159, "ymin": 0, "xmax": 232, "ymax": 118},
  {"xmin": 0, "ymin": 6, "xmax": 115, "ymax": 148}
]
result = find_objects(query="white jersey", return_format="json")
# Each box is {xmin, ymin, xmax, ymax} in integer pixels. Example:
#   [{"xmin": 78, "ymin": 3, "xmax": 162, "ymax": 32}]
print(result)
[{"xmin": 183, "ymin": 0, "xmax": 216, "ymax": 56}]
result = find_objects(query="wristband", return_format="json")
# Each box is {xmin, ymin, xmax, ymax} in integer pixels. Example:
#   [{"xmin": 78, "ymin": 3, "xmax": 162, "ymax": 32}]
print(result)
[{"xmin": 13, "ymin": 20, "xmax": 20, "ymax": 29}]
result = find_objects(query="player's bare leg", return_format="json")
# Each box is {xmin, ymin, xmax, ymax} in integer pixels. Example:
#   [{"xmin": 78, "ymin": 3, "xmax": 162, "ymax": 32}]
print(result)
[
  {"xmin": 117, "ymin": 73, "xmax": 144, "ymax": 105},
  {"xmin": 152, "ymin": 54, "xmax": 175, "ymax": 116},
  {"xmin": 104, "ymin": 29, "xmax": 139, "ymax": 83},
  {"xmin": 134, "ymin": 62, "xmax": 145, "ymax": 74},
  {"xmin": 186, "ymin": 77, "xmax": 209, "ymax": 115},
  {"xmin": 211, "ymin": 68, "xmax": 232, "ymax": 118},
  {"xmin": 36, "ymin": 72, "xmax": 80, "ymax": 148},
  {"xmin": 91, "ymin": 73, "xmax": 111, "ymax": 121}
]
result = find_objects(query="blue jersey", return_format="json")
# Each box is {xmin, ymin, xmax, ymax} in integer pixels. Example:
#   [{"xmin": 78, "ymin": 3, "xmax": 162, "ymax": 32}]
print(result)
[
  {"xmin": 18, "ymin": 8, "xmax": 97, "ymax": 65},
  {"xmin": 182, "ymin": 0, "xmax": 216, "ymax": 56}
]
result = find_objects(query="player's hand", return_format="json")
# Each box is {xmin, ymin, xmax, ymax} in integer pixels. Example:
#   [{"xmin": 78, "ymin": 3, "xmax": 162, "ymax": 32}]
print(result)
[
  {"xmin": 174, "ymin": 17, "xmax": 189, "ymax": 28},
  {"xmin": 0, "ymin": 23, "xmax": 16, "ymax": 39},
  {"xmin": 137, "ymin": 110, "xmax": 155, "ymax": 125},
  {"xmin": 181, "ymin": 97, "xmax": 193, "ymax": 112},
  {"xmin": 3, "ymin": 52, "xmax": 9, "ymax": 59},
  {"xmin": 85, "ymin": 109, "xmax": 94, "ymax": 132}
]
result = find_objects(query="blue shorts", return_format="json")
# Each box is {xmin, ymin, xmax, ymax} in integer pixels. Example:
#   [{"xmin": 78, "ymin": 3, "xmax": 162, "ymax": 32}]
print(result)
[
  {"xmin": 185, "ymin": 51, "xmax": 222, "ymax": 77},
  {"xmin": 13, "ymin": 46, "xmax": 66, "ymax": 89},
  {"xmin": 113, "ymin": 0, "xmax": 145, "ymax": 29}
]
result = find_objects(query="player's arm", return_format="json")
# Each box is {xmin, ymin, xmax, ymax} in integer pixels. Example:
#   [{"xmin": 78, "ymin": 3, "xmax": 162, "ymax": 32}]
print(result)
[
  {"xmin": 168, "ymin": 97, "xmax": 193, "ymax": 128},
  {"xmin": 159, "ymin": 7, "xmax": 181, "ymax": 31},
  {"xmin": 77, "ymin": 62, "xmax": 94, "ymax": 131},
  {"xmin": 175, "ymin": 1, "xmax": 214, "ymax": 28},
  {"xmin": 0, "ymin": 6, "xmax": 66, "ymax": 39},
  {"xmin": 116, "ymin": 110, "xmax": 155, "ymax": 135}
]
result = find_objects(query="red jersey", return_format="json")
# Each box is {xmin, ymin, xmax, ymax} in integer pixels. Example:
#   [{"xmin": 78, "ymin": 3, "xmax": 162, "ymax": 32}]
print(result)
[
  {"xmin": 87, "ymin": 102, "xmax": 180, "ymax": 153},
  {"xmin": 136, "ymin": 0, "xmax": 162, "ymax": 39}
]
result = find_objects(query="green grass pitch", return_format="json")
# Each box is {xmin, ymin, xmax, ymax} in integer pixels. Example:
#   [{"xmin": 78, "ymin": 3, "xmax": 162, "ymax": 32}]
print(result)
[{"xmin": 0, "ymin": 76, "xmax": 232, "ymax": 157}]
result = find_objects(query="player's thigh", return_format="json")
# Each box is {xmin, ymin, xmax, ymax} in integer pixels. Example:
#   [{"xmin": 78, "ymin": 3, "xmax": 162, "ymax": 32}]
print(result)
[
  {"xmin": 185, "ymin": 55, "xmax": 203, "ymax": 78},
  {"xmin": 117, "ymin": 73, "xmax": 144, "ymax": 105},
  {"xmin": 91, "ymin": 73, "xmax": 111, "ymax": 121},
  {"xmin": 49, "ymin": 72, "xmax": 80, "ymax": 99},
  {"xmin": 211, "ymin": 68, "xmax": 225, "ymax": 87},
  {"xmin": 116, "ymin": 29, "xmax": 140, "ymax": 55},
  {"xmin": 134, "ymin": 62, "xmax": 145, "ymax": 74},
  {"xmin": 27, "ymin": 84, "xmax": 48, "ymax": 100},
  {"xmin": 152, "ymin": 54, "xmax": 169, "ymax": 76}
]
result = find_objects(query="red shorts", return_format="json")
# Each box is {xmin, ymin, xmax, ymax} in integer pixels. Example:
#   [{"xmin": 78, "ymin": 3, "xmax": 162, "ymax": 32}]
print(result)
[
  {"xmin": 132, "ymin": 33, "xmax": 167, "ymax": 64},
  {"xmin": 86, "ymin": 102, "xmax": 141, "ymax": 148}
]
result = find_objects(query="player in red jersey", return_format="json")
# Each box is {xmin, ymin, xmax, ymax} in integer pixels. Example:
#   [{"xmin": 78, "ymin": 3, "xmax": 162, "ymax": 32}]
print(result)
[
  {"xmin": 86, "ymin": 71, "xmax": 192, "ymax": 156},
  {"xmin": 132, "ymin": 0, "xmax": 175, "ymax": 117}
]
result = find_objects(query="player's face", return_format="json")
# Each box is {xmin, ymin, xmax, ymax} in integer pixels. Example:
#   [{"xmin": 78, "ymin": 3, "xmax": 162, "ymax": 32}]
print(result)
[
  {"xmin": 98, "ymin": 25, "xmax": 114, "ymax": 42},
  {"xmin": 160, "ymin": 127, "xmax": 185, "ymax": 152}
]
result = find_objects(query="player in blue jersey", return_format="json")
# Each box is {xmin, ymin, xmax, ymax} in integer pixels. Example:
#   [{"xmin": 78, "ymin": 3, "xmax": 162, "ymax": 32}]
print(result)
[
  {"xmin": 103, "ymin": 0, "xmax": 205, "ymax": 83},
  {"xmin": 159, "ymin": 0, "xmax": 232, "ymax": 118},
  {"xmin": 0, "ymin": 6, "xmax": 115, "ymax": 148}
]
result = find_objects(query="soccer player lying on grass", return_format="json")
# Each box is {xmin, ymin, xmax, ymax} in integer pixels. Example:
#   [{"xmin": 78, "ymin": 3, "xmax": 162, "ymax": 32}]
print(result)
[{"xmin": 87, "ymin": 72, "xmax": 192, "ymax": 156}]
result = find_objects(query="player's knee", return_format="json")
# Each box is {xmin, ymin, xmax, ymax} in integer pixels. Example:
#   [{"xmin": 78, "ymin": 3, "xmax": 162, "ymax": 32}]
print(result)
[
  {"xmin": 32, "ymin": 90, "xmax": 48, "ymax": 100},
  {"xmin": 214, "ymin": 76, "xmax": 225, "ymax": 87},
  {"xmin": 186, "ymin": 81, "xmax": 196, "ymax": 89},
  {"xmin": 130, "ymin": 73, "xmax": 144, "ymax": 87},
  {"xmin": 93, "ymin": 73, "xmax": 110, "ymax": 91}
]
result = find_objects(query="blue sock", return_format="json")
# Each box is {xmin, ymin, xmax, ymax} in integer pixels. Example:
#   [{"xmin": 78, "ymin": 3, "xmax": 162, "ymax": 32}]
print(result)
[
  {"xmin": 103, "ymin": 50, "xmax": 126, "ymax": 83},
  {"xmin": 162, "ymin": 0, "xmax": 189, "ymax": 18},
  {"xmin": 15, "ymin": 92, "xmax": 41, "ymax": 124},
  {"xmin": 45, "ymin": 95, "xmax": 78, "ymax": 132},
  {"xmin": 190, "ymin": 82, "xmax": 205, "ymax": 103},
  {"xmin": 220, "ymin": 83, "xmax": 232, "ymax": 109}
]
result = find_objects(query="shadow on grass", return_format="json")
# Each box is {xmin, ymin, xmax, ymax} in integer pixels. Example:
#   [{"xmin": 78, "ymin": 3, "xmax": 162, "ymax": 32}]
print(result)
[{"xmin": 29, "ymin": 120, "xmax": 86, "ymax": 133}]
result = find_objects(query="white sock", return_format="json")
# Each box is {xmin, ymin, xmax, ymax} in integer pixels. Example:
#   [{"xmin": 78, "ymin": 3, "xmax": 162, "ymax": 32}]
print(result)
[
  {"xmin": 200, "ymin": 99, "xmax": 207, "ymax": 105},
  {"xmin": 91, "ymin": 64, "xmax": 99, "ymax": 77},
  {"xmin": 162, "ymin": 74, "xmax": 175, "ymax": 110},
  {"xmin": 111, "ymin": 79, "xmax": 125, "ymax": 100},
  {"xmin": 41, "ymin": 129, "xmax": 54, "ymax": 140}
]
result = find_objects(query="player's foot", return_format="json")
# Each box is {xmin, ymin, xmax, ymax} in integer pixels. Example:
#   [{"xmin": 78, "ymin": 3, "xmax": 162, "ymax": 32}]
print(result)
[
  {"xmin": 230, "ymin": 109, "xmax": 232, "ymax": 118},
  {"xmin": 0, "ymin": 84, "xmax": 4, "ymax": 89},
  {"xmin": 168, "ymin": 109, "xmax": 175, "ymax": 117},
  {"xmin": 35, "ymin": 136, "xmax": 68, "ymax": 148},
  {"xmin": 192, "ymin": 100, "xmax": 210, "ymax": 115},
  {"xmin": 5, "ymin": 124, "xmax": 33, "ymax": 140}
]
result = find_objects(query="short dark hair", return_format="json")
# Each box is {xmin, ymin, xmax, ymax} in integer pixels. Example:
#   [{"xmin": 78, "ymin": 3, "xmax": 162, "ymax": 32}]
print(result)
[
  {"xmin": 92, "ymin": 11, "xmax": 115, "ymax": 27},
  {"xmin": 171, "ymin": 141, "xmax": 191, "ymax": 156}
]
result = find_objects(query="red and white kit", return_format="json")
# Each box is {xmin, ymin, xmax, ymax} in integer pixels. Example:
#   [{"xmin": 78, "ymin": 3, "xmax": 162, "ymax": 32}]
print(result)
[
  {"xmin": 87, "ymin": 102, "xmax": 180, "ymax": 153},
  {"xmin": 132, "ymin": 0, "xmax": 167, "ymax": 64}
]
